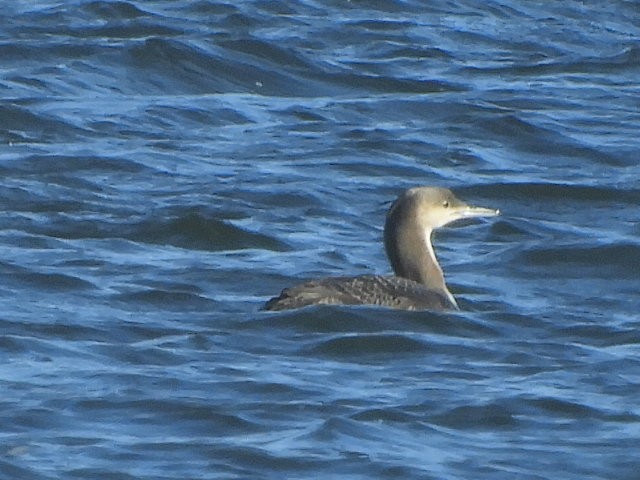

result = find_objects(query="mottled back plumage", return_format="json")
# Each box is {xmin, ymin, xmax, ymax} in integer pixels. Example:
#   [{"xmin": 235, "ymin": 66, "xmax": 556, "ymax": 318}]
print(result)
[{"xmin": 263, "ymin": 275, "xmax": 455, "ymax": 311}]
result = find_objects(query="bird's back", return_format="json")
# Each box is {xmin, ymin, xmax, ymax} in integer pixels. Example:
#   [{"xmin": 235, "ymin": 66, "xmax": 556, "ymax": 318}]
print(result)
[{"xmin": 263, "ymin": 274, "xmax": 457, "ymax": 311}]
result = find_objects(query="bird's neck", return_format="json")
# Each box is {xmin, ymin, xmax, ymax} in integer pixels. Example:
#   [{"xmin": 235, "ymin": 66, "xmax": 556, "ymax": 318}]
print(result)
[
  {"xmin": 385, "ymin": 223, "xmax": 457, "ymax": 308},
  {"xmin": 416, "ymin": 229, "xmax": 442, "ymax": 285}
]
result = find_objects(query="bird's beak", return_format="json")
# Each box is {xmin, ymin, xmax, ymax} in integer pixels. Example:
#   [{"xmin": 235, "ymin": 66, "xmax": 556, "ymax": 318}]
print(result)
[
  {"xmin": 444, "ymin": 204, "xmax": 499, "ymax": 227},
  {"xmin": 457, "ymin": 205, "xmax": 500, "ymax": 219}
]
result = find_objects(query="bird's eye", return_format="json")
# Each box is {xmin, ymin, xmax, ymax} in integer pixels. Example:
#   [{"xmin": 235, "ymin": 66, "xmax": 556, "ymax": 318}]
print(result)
[{"xmin": 442, "ymin": 201, "xmax": 449, "ymax": 208}]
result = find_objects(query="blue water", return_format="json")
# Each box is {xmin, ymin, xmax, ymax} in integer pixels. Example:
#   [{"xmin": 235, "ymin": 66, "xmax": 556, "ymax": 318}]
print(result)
[{"xmin": 1, "ymin": 1, "xmax": 639, "ymax": 479}]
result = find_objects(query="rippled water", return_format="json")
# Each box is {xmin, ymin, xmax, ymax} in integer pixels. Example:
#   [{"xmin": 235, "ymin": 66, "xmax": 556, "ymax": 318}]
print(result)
[{"xmin": 1, "ymin": 1, "xmax": 639, "ymax": 479}]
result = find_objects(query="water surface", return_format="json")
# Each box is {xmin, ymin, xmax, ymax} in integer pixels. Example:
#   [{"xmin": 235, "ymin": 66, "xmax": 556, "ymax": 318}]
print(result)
[{"xmin": 1, "ymin": 1, "xmax": 639, "ymax": 479}]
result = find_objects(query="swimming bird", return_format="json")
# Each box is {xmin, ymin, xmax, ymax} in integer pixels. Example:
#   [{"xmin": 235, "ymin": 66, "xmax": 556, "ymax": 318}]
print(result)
[{"xmin": 264, "ymin": 186, "xmax": 499, "ymax": 311}]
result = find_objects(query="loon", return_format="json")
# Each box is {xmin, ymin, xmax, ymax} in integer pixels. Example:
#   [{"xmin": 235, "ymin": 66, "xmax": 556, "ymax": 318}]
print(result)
[{"xmin": 263, "ymin": 186, "xmax": 499, "ymax": 311}]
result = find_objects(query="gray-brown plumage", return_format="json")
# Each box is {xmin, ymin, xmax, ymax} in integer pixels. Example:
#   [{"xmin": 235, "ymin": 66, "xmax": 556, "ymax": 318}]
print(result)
[{"xmin": 264, "ymin": 186, "xmax": 499, "ymax": 311}]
